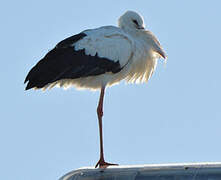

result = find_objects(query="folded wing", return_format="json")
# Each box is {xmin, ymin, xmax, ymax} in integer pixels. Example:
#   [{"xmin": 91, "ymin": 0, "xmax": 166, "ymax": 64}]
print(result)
[{"xmin": 24, "ymin": 27, "xmax": 133, "ymax": 90}]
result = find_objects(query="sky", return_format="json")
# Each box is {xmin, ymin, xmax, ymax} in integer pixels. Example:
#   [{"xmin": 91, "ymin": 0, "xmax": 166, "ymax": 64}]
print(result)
[{"xmin": 1, "ymin": 0, "xmax": 221, "ymax": 180}]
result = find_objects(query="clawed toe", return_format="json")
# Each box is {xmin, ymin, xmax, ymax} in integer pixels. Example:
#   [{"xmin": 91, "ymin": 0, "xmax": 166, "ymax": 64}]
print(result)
[{"xmin": 95, "ymin": 159, "xmax": 118, "ymax": 168}]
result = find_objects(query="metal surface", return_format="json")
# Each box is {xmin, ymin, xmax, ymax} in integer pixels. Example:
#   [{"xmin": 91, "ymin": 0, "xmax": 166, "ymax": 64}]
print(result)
[{"xmin": 59, "ymin": 162, "xmax": 221, "ymax": 180}]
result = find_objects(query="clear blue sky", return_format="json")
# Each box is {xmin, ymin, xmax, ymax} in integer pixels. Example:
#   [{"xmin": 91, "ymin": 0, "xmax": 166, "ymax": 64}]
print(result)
[{"xmin": 1, "ymin": 0, "xmax": 221, "ymax": 180}]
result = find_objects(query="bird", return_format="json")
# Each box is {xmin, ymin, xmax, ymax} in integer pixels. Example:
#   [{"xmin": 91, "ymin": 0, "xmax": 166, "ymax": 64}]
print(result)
[{"xmin": 24, "ymin": 10, "xmax": 167, "ymax": 168}]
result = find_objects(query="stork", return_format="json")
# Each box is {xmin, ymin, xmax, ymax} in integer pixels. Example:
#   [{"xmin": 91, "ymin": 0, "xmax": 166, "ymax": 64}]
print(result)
[{"xmin": 24, "ymin": 11, "xmax": 167, "ymax": 168}]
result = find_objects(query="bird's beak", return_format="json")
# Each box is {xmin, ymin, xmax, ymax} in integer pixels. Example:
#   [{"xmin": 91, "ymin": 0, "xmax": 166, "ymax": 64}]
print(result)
[{"xmin": 157, "ymin": 50, "xmax": 167, "ymax": 59}]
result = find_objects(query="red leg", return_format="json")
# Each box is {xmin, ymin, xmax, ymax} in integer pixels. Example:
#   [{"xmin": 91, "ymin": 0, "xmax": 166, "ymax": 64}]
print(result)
[{"xmin": 95, "ymin": 86, "xmax": 118, "ymax": 168}]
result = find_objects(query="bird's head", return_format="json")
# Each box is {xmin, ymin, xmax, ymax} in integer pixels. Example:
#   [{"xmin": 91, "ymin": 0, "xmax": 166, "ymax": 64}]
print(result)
[{"xmin": 118, "ymin": 11, "xmax": 145, "ymax": 33}]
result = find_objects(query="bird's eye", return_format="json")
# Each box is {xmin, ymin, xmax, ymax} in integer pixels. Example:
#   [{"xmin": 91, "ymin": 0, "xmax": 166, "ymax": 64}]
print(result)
[{"xmin": 132, "ymin": 19, "xmax": 139, "ymax": 26}]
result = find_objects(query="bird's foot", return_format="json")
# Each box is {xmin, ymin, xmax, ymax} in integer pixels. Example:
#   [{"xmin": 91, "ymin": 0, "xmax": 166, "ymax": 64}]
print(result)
[{"xmin": 95, "ymin": 158, "xmax": 118, "ymax": 168}]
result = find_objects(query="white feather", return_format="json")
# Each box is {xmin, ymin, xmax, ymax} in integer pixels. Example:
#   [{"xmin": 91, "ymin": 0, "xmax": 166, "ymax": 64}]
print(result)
[{"xmin": 74, "ymin": 26, "xmax": 133, "ymax": 67}]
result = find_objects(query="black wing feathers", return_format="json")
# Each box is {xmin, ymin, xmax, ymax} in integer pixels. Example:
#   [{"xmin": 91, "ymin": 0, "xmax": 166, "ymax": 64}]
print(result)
[
  {"xmin": 24, "ymin": 33, "xmax": 122, "ymax": 90},
  {"xmin": 55, "ymin": 33, "xmax": 87, "ymax": 48}
]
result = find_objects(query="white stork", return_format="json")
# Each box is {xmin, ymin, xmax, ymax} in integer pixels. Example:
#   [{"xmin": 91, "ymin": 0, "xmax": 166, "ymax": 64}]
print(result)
[{"xmin": 24, "ymin": 11, "xmax": 167, "ymax": 168}]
